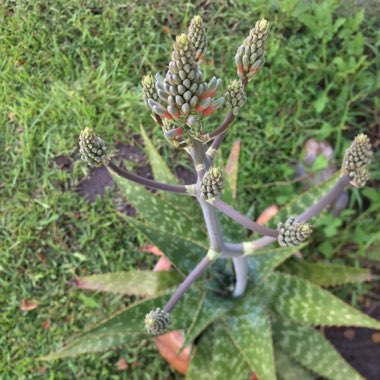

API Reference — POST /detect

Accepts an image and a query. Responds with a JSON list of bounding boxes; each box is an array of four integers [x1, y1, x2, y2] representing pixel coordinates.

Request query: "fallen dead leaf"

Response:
[[140, 244, 164, 257], [20, 299, 39, 311], [116, 358, 129, 371], [371, 332, 380, 344]]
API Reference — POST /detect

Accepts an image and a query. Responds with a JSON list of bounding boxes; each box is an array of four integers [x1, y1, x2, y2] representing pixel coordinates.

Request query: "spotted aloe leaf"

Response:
[[269, 172, 340, 226], [126, 217, 207, 274], [225, 294, 276, 380], [110, 165, 207, 242], [212, 141, 246, 241], [140, 126, 203, 222], [281, 259, 371, 287], [186, 322, 250, 380], [262, 272, 380, 329], [72, 271, 182, 296], [181, 291, 235, 349], [247, 245, 302, 282], [274, 348, 315, 380], [41, 289, 205, 360], [272, 318, 364, 380]]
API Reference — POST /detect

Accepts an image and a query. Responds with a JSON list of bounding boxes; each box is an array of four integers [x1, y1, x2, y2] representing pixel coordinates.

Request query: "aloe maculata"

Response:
[[43, 15, 377, 380]]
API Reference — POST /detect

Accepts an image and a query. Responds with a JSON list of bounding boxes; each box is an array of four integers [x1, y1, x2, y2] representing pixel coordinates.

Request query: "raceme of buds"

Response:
[[144, 308, 172, 335], [188, 14, 207, 62], [235, 18, 269, 81], [201, 167, 223, 200], [225, 80, 246, 116], [79, 128, 108, 167], [350, 167, 369, 188], [277, 217, 313, 247], [343, 133, 372, 177], [148, 33, 224, 130], [142, 74, 158, 108]]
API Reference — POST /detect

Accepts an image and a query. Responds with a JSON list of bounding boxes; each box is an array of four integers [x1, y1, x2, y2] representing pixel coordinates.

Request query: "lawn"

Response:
[[1, 0, 379, 378]]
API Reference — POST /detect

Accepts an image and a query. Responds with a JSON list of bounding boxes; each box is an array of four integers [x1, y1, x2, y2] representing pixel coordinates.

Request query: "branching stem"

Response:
[[210, 198, 279, 238], [107, 161, 194, 195], [238, 174, 352, 255], [164, 256, 212, 313]]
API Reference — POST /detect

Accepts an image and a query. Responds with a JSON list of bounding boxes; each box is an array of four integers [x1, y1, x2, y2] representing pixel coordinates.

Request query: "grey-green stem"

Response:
[[190, 141, 246, 296], [210, 198, 279, 238], [164, 256, 212, 313], [228, 174, 352, 256], [107, 161, 194, 195]]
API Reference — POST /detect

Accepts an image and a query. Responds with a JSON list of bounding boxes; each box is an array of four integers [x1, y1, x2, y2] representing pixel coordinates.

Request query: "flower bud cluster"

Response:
[[148, 33, 224, 129], [188, 14, 207, 62], [142, 75, 158, 108], [277, 217, 312, 247], [201, 167, 223, 200], [144, 308, 172, 335], [342, 133, 372, 188], [79, 128, 108, 167], [225, 80, 246, 116], [235, 19, 269, 81]]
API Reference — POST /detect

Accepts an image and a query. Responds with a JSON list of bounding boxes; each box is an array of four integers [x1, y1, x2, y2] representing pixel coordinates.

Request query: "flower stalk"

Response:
[[77, 14, 374, 330]]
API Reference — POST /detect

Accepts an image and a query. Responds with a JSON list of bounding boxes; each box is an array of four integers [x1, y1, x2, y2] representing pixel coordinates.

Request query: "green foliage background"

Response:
[[1, 0, 379, 378]]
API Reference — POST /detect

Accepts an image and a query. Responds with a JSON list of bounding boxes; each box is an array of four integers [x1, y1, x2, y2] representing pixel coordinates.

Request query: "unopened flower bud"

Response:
[[225, 80, 246, 115], [350, 167, 369, 188], [144, 308, 172, 335], [201, 167, 223, 200], [79, 128, 108, 167], [142, 75, 158, 108], [277, 217, 312, 247], [235, 18, 270, 81], [343, 134, 372, 176], [188, 14, 207, 62]]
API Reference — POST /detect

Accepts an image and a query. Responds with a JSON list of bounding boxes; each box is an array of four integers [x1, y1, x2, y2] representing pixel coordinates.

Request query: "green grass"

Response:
[[1, 0, 379, 378]]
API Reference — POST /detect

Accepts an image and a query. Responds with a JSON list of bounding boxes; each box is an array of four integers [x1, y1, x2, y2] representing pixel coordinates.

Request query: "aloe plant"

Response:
[[44, 15, 376, 380]]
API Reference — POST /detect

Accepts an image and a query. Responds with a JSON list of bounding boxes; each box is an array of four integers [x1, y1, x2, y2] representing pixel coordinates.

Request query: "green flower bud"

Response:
[[144, 308, 172, 335], [277, 217, 312, 247], [350, 167, 369, 188], [188, 14, 207, 62], [343, 134, 372, 176], [149, 33, 222, 132], [79, 128, 108, 167], [201, 167, 223, 200], [235, 18, 270, 80], [142, 74, 158, 108], [225, 80, 246, 116]]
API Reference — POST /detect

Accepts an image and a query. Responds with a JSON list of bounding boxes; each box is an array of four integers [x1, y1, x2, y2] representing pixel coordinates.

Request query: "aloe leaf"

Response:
[[186, 323, 250, 380], [248, 246, 302, 282], [110, 166, 207, 242], [270, 173, 340, 226], [281, 260, 371, 287], [73, 271, 182, 296], [127, 217, 207, 274], [140, 127, 203, 220], [273, 319, 365, 380], [225, 295, 276, 380], [274, 348, 315, 380], [182, 291, 234, 348], [42, 289, 204, 360], [140, 126, 181, 185], [262, 272, 380, 329], [219, 211, 247, 241]]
